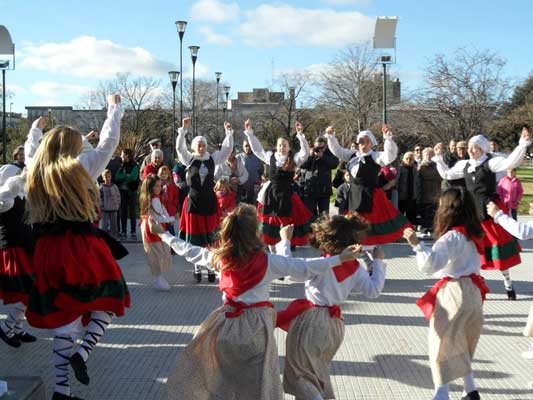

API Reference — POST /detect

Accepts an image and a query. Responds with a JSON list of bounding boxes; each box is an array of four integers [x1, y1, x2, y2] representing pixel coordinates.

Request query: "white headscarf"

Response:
[[191, 136, 207, 151], [356, 130, 377, 146], [468, 135, 490, 154]]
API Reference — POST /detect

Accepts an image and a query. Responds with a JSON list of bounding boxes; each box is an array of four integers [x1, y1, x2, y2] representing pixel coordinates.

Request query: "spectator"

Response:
[[413, 144, 423, 165], [97, 154, 122, 185], [140, 138, 162, 172], [334, 170, 351, 215], [442, 141, 468, 188], [214, 149, 249, 198], [142, 149, 164, 179], [416, 147, 442, 235], [99, 169, 121, 238], [158, 165, 180, 235], [214, 178, 237, 218], [299, 137, 339, 217], [237, 139, 264, 205], [397, 151, 417, 224], [497, 168, 523, 220], [172, 160, 189, 213], [115, 148, 140, 240], [11, 146, 25, 170], [443, 139, 458, 168]]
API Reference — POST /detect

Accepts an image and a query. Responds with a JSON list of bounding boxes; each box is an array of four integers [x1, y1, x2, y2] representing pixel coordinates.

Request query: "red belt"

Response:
[[416, 274, 490, 320], [276, 298, 343, 332], [224, 298, 274, 318]]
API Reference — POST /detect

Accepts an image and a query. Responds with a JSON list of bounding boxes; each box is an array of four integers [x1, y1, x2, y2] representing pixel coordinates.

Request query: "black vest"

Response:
[[348, 154, 381, 213], [263, 154, 294, 216], [0, 197, 35, 254], [186, 157, 217, 215], [463, 155, 497, 219]]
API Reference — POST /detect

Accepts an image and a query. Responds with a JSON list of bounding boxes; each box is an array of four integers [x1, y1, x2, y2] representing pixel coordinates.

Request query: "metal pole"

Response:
[[225, 93, 229, 121], [179, 36, 183, 124], [172, 84, 177, 148], [216, 83, 219, 138], [382, 63, 387, 124], [192, 63, 196, 136], [2, 69, 6, 164]]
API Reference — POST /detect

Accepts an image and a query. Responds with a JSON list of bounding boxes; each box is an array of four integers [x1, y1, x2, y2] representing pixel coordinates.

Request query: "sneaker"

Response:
[[69, 352, 90, 385], [207, 271, 216, 283], [460, 390, 480, 400], [153, 275, 171, 291], [15, 331, 37, 343], [506, 288, 517, 300], [0, 325, 21, 348]]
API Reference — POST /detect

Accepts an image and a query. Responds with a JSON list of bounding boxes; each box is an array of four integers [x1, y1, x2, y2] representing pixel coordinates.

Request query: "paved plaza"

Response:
[[2, 227, 533, 400]]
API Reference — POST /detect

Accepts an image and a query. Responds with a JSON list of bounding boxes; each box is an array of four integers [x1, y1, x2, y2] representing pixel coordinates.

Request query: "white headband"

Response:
[[191, 136, 207, 150], [356, 130, 377, 146], [469, 135, 490, 154]]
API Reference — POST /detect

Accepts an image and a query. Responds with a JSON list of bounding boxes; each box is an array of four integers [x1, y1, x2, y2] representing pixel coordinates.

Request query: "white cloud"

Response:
[[239, 4, 374, 47], [182, 61, 210, 79], [191, 0, 240, 24], [278, 63, 334, 80], [19, 36, 174, 78], [199, 26, 233, 45], [322, 0, 372, 6], [6, 84, 26, 94], [30, 81, 92, 99]]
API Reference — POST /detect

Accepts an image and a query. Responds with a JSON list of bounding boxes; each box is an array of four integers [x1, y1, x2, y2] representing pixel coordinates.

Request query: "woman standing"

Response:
[[397, 151, 418, 224], [115, 148, 140, 240]]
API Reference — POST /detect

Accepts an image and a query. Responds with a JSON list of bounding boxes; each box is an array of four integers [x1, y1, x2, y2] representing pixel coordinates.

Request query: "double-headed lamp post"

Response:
[[168, 71, 180, 146], [189, 45, 200, 135], [223, 85, 231, 121], [215, 72, 222, 137], [175, 20, 187, 123]]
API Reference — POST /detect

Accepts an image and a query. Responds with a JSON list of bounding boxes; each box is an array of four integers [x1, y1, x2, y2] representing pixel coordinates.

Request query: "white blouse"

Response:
[[493, 210, 533, 240], [214, 157, 249, 185], [159, 235, 344, 304], [411, 230, 481, 279], [325, 133, 397, 178], [24, 104, 124, 181], [150, 197, 174, 224]]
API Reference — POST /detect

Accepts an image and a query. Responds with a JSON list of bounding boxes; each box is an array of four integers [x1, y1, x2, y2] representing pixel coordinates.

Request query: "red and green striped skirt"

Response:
[[0, 247, 34, 306], [26, 231, 131, 329], [358, 188, 411, 245], [178, 197, 221, 247], [258, 192, 313, 246]]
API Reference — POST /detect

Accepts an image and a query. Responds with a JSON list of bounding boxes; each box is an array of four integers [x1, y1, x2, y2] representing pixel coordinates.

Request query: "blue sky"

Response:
[[1, 0, 532, 113]]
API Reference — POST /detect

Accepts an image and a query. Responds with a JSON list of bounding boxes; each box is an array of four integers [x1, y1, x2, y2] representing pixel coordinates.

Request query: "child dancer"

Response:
[[404, 187, 490, 400], [433, 127, 531, 299], [243, 119, 313, 248], [486, 200, 533, 359], [277, 214, 387, 400], [152, 204, 360, 400], [140, 174, 175, 291], [158, 165, 180, 235], [0, 165, 37, 348], [324, 124, 410, 245], [25, 95, 130, 400], [214, 178, 237, 218], [176, 117, 233, 283]]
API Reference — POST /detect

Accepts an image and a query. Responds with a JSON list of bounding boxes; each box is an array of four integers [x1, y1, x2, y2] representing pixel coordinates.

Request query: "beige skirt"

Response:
[[283, 308, 345, 400], [429, 278, 484, 385], [141, 223, 172, 276], [166, 305, 283, 400], [524, 304, 533, 338]]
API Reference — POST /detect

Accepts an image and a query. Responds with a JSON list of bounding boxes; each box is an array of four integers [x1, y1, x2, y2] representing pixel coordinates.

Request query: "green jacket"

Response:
[[115, 162, 140, 194]]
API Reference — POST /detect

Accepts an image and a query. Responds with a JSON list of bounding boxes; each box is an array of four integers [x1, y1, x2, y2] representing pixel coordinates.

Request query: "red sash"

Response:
[[140, 217, 167, 243], [323, 253, 360, 283], [416, 274, 490, 320], [219, 252, 268, 297], [224, 298, 274, 318], [276, 298, 342, 332]]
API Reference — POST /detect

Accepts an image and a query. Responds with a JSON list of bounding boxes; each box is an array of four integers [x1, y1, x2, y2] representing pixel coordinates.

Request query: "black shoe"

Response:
[[207, 272, 216, 282], [15, 331, 37, 343], [506, 289, 517, 300], [278, 277, 285, 281], [52, 392, 84, 400], [69, 352, 90, 385], [461, 390, 480, 400], [0, 325, 21, 348], [194, 272, 202, 283]]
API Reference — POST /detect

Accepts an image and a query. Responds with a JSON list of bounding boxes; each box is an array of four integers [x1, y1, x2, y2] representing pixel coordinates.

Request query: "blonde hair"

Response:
[[158, 165, 170, 179], [402, 151, 415, 163], [214, 178, 231, 192], [139, 174, 161, 217], [102, 169, 112, 179], [212, 204, 265, 271], [27, 126, 99, 223]]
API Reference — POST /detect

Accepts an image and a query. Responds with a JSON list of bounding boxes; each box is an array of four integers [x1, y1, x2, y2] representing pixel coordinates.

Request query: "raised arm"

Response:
[[0, 175, 24, 213], [488, 131, 531, 172], [432, 154, 467, 180], [404, 228, 456, 275], [243, 119, 270, 163], [211, 122, 234, 165], [79, 96, 124, 180], [493, 209, 533, 240], [375, 125, 398, 166], [324, 126, 356, 162], [24, 117, 48, 169], [293, 121, 310, 167], [176, 117, 193, 166]]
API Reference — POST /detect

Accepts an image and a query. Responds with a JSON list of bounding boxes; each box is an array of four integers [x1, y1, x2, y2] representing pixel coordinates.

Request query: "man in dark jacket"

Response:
[[299, 137, 339, 217]]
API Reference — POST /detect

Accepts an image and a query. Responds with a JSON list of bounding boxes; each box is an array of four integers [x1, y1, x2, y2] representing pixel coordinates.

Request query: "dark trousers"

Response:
[[120, 190, 137, 234], [419, 203, 437, 231], [240, 184, 258, 206], [510, 208, 518, 220], [303, 195, 330, 218], [399, 199, 417, 225]]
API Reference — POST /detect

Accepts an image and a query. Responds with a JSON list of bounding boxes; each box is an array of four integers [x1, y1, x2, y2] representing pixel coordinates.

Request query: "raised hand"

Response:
[[486, 201, 501, 218], [35, 116, 48, 130], [182, 117, 192, 129], [403, 228, 419, 247], [382, 124, 391, 135], [339, 244, 362, 262], [295, 121, 303, 134], [244, 119, 252, 131], [280, 224, 294, 241], [325, 126, 335, 136], [107, 94, 121, 106], [224, 121, 233, 131], [85, 130, 99, 141], [433, 142, 444, 157]]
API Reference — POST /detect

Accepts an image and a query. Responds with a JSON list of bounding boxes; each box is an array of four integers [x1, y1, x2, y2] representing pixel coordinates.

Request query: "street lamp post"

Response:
[[223, 85, 230, 121], [168, 71, 180, 147], [8, 102, 12, 127], [215, 72, 222, 138], [175, 21, 187, 124], [189, 45, 200, 135]]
